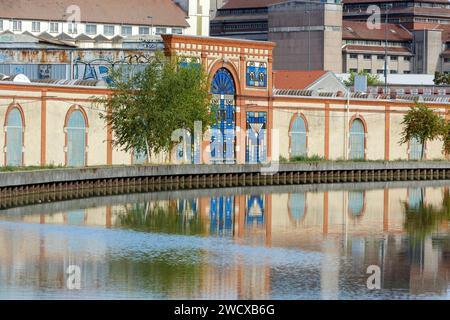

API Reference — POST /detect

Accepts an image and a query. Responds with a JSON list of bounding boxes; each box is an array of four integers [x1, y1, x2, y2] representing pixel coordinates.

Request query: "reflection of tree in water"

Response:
[[117, 201, 207, 236], [108, 251, 204, 299], [403, 188, 450, 244]]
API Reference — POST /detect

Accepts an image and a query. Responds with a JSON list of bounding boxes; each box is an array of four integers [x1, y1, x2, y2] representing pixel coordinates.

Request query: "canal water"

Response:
[[0, 180, 450, 300]]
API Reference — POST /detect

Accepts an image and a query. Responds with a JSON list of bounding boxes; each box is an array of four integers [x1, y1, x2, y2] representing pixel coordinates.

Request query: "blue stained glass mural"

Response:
[[67, 110, 86, 167], [246, 112, 267, 164], [246, 195, 265, 225], [210, 68, 236, 163], [210, 196, 234, 236], [246, 61, 267, 88], [6, 108, 23, 166], [211, 68, 235, 95]]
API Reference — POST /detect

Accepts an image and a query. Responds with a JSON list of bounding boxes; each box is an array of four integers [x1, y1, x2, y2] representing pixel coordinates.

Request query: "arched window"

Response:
[[348, 191, 365, 218], [288, 193, 307, 224], [290, 116, 307, 158], [409, 137, 423, 160], [133, 150, 147, 164], [66, 109, 87, 167], [210, 68, 236, 163], [349, 119, 365, 160], [408, 188, 423, 210], [6, 107, 24, 166]]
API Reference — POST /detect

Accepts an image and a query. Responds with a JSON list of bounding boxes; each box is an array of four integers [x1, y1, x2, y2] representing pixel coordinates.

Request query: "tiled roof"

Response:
[[221, 0, 285, 9], [343, 21, 412, 42], [343, 0, 449, 3], [343, 44, 412, 54], [273, 70, 328, 90], [0, 0, 189, 27]]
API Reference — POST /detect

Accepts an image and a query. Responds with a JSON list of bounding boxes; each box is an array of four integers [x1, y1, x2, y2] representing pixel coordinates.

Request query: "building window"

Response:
[[50, 22, 59, 33], [290, 115, 307, 158], [444, 58, 450, 63], [404, 70, 411, 74], [350, 54, 358, 59], [66, 109, 87, 167], [13, 20, 22, 31], [350, 68, 358, 73], [121, 25, 132, 36], [390, 70, 398, 74], [377, 55, 385, 60], [349, 118, 365, 160], [390, 56, 398, 61], [409, 137, 423, 160], [68, 23, 78, 34], [155, 27, 167, 35], [403, 56, 411, 61], [32, 21, 40, 32], [172, 28, 183, 34], [363, 54, 371, 60], [5, 107, 24, 166], [139, 26, 150, 35], [85, 24, 97, 35], [377, 69, 384, 74], [0, 20, 3, 31], [363, 69, 371, 74], [104, 25, 114, 36]]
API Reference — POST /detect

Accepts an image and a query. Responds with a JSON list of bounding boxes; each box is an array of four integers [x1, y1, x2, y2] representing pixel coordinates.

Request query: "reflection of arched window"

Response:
[[66, 109, 87, 167], [290, 115, 307, 157], [348, 191, 365, 218], [409, 137, 423, 160], [349, 119, 365, 160], [5, 107, 24, 166], [288, 193, 307, 225], [133, 150, 147, 164], [408, 188, 423, 210]]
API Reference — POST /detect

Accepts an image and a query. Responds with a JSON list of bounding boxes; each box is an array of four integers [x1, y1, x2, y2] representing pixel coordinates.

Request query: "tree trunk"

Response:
[[145, 137, 151, 164], [420, 140, 425, 161]]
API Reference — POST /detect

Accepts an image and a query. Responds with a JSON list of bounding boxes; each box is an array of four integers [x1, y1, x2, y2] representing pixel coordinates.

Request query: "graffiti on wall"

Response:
[[73, 54, 154, 83]]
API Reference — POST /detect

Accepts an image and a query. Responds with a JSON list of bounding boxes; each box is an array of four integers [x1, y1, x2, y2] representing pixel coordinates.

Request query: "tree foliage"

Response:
[[96, 51, 214, 162], [344, 70, 383, 87], [434, 72, 450, 85], [400, 102, 444, 160]]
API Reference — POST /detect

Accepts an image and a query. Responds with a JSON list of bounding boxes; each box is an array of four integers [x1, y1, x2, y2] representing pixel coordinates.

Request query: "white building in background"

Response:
[[0, 0, 211, 47], [173, 0, 211, 36]]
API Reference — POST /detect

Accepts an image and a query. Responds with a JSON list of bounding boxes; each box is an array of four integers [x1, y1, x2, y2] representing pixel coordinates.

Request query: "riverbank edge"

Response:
[[1, 162, 450, 188]]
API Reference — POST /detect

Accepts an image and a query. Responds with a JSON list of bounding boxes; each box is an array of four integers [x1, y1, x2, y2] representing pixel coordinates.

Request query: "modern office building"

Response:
[[210, 0, 450, 74]]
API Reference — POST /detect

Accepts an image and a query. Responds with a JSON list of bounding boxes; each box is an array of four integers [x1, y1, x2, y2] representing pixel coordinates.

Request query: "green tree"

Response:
[[434, 72, 450, 85], [344, 70, 383, 87], [97, 52, 214, 163], [441, 121, 450, 156], [400, 102, 444, 160]]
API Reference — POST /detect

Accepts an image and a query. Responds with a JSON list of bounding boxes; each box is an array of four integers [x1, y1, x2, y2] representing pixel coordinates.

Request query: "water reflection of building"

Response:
[[1, 184, 450, 298]]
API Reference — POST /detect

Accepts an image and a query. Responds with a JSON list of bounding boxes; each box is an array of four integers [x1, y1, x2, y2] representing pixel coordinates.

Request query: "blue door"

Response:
[[348, 191, 364, 217], [291, 116, 307, 158], [349, 119, 365, 160], [67, 110, 86, 167], [210, 68, 236, 164], [6, 108, 23, 166]]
